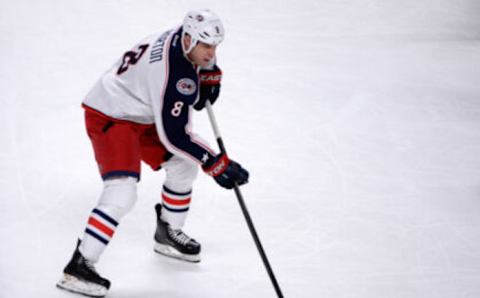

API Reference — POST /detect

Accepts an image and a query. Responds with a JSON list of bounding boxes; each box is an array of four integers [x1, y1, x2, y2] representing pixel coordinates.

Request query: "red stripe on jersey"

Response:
[[162, 193, 191, 206], [88, 217, 115, 237]]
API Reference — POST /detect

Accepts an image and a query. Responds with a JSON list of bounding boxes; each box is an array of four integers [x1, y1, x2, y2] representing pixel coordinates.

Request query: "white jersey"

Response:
[[83, 27, 215, 166]]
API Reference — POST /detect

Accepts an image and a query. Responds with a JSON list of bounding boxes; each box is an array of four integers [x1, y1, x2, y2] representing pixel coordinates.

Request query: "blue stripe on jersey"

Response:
[[160, 28, 215, 165], [163, 185, 192, 196], [92, 208, 119, 227], [85, 228, 109, 245]]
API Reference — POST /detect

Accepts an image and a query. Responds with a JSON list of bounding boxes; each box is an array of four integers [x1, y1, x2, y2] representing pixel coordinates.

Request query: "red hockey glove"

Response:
[[203, 153, 249, 189]]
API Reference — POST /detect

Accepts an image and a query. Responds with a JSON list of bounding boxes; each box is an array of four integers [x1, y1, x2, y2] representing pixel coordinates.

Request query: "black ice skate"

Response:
[[154, 203, 201, 263], [56, 240, 111, 298]]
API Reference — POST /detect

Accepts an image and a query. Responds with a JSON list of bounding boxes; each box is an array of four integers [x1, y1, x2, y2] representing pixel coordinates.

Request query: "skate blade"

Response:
[[56, 274, 108, 298], [154, 242, 201, 263]]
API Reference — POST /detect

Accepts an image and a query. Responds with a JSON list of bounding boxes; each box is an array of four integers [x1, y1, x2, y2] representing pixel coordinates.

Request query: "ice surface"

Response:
[[1, 1, 480, 297]]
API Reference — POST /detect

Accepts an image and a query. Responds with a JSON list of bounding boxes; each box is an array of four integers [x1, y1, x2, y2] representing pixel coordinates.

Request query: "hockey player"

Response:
[[56, 9, 249, 297]]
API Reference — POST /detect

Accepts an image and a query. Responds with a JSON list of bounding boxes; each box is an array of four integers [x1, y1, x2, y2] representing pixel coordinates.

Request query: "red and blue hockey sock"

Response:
[[79, 208, 119, 263], [160, 185, 192, 229]]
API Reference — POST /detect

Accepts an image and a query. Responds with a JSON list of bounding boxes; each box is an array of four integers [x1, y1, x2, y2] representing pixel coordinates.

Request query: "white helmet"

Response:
[[182, 9, 225, 54]]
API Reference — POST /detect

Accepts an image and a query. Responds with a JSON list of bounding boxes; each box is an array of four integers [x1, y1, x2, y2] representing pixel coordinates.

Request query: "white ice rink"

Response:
[[1, 1, 480, 297]]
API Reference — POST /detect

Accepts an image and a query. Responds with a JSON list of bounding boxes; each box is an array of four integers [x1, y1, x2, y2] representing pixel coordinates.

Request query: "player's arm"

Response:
[[159, 93, 216, 165], [158, 94, 249, 189]]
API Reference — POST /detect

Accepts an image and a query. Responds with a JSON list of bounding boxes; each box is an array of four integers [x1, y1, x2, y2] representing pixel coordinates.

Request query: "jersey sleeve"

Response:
[[150, 29, 216, 166], [160, 89, 217, 165]]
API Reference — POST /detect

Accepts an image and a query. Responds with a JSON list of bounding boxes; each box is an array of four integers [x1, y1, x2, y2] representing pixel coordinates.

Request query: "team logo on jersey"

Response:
[[176, 78, 197, 95]]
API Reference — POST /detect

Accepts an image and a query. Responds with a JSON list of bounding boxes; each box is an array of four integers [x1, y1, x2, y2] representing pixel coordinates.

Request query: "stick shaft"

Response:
[[205, 102, 284, 298]]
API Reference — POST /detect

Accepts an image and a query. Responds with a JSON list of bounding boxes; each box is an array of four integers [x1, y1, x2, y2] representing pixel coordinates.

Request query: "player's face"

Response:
[[188, 41, 217, 68]]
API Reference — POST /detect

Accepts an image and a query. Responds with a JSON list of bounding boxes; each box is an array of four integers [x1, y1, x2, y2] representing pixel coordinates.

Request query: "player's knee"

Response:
[[176, 162, 199, 185], [165, 160, 199, 191], [97, 176, 138, 220]]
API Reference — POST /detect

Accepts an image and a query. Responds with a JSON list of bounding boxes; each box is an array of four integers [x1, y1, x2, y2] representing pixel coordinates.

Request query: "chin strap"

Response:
[[181, 31, 197, 55]]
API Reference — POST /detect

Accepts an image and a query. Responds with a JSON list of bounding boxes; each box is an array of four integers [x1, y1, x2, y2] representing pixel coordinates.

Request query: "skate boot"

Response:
[[56, 240, 111, 297], [153, 203, 201, 262]]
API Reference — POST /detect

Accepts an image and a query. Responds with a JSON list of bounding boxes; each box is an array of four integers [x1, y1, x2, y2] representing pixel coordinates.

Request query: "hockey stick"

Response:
[[205, 101, 284, 298]]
